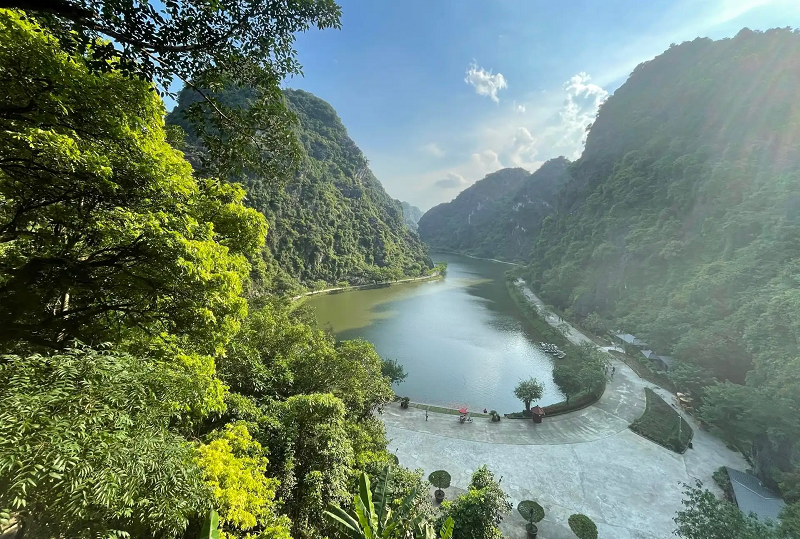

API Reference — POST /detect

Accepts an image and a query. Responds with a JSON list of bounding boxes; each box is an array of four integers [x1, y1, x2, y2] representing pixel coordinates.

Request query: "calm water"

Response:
[[307, 253, 564, 413]]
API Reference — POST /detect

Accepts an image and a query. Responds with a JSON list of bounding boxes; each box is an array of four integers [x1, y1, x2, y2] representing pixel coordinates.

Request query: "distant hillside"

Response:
[[417, 160, 570, 260], [168, 88, 432, 293], [401, 201, 423, 230], [522, 28, 800, 498]]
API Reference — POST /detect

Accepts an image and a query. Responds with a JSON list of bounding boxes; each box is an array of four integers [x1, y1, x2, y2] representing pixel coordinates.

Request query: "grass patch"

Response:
[[504, 391, 601, 419], [630, 388, 692, 453]]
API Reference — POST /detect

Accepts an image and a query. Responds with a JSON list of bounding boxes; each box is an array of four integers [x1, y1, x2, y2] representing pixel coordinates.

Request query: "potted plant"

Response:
[[428, 470, 451, 503], [490, 410, 501, 422], [517, 500, 545, 539], [400, 397, 410, 409], [568, 513, 597, 539]]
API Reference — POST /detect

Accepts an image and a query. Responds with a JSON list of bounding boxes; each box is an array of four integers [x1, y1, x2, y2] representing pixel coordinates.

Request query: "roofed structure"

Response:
[[725, 467, 785, 523]]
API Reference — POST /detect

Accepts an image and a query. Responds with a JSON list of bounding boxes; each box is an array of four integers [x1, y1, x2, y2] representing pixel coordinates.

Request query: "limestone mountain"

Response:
[[521, 28, 800, 497], [401, 201, 424, 230], [169, 88, 432, 293], [417, 159, 571, 260]]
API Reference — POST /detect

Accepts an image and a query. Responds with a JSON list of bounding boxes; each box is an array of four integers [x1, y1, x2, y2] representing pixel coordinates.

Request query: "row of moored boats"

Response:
[[538, 342, 566, 359]]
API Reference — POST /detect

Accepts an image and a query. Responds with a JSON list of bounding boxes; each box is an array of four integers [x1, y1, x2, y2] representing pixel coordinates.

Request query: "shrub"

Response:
[[428, 470, 451, 490], [400, 396, 410, 408], [568, 514, 597, 539], [712, 467, 734, 502], [517, 500, 545, 524]]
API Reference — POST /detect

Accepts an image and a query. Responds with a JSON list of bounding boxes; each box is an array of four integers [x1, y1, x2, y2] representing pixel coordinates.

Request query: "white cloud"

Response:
[[433, 172, 468, 189], [517, 104, 526, 113], [464, 63, 508, 103], [420, 142, 445, 157], [555, 72, 608, 157], [504, 127, 539, 168]]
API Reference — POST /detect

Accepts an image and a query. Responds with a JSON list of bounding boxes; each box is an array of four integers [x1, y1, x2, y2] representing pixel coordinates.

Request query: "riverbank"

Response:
[[291, 271, 442, 301], [429, 248, 520, 266]]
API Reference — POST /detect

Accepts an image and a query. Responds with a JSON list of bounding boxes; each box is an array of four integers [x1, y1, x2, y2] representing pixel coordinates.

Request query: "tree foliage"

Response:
[[0, 12, 423, 539], [11, 0, 342, 180], [428, 470, 452, 491], [438, 466, 511, 539], [513, 377, 544, 412], [0, 346, 210, 538], [0, 9, 266, 357], [552, 366, 583, 403], [418, 160, 571, 261], [517, 501, 545, 524], [196, 423, 291, 538], [568, 514, 598, 539], [674, 481, 777, 539], [169, 88, 433, 293]]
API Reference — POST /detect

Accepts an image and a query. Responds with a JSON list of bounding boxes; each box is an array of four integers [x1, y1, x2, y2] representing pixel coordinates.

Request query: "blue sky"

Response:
[[286, 0, 800, 210]]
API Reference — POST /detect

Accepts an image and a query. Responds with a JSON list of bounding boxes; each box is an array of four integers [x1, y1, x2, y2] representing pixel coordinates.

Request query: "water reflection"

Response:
[[306, 253, 564, 413]]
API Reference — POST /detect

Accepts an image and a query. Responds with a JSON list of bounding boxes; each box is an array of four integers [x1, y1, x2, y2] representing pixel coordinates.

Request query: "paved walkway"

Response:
[[383, 280, 747, 539]]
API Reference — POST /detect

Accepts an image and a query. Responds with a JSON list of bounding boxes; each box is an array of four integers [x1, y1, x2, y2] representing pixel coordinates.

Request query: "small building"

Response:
[[639, 349, 675, 371], [612, 332, 648, 348], [656, 355, 675, 371], [725, 467, 785, 523]]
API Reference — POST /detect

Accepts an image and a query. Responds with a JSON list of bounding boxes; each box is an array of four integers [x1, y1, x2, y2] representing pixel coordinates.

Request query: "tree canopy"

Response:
[[0, 12, 418, 539], [0, 9, 267, 358], [513, 377, 544, 412], [7, 0, 342, 180]]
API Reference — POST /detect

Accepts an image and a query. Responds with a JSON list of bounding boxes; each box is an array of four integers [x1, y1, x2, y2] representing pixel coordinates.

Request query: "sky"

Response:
[[285, 0, 800, 211]]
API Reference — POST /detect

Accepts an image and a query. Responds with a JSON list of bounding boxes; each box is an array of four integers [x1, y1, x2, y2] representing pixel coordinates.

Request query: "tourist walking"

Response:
[[425, 410, 428, 421], [611, 366, 616, 378]]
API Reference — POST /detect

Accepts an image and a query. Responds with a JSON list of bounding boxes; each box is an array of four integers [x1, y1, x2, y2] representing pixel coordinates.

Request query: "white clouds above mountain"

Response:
[[556, 72, 608, 157], [433, 172, 468, 189], [465, 63, 508, 103]]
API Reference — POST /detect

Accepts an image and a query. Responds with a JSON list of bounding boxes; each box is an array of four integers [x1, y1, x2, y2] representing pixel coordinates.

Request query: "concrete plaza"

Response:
[[382, 284, 746, 539]]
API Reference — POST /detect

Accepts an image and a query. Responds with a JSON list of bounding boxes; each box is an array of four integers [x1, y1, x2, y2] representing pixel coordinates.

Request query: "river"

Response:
[[306, 252, 564, 413]]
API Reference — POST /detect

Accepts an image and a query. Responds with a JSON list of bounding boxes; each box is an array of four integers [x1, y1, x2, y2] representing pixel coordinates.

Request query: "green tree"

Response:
[[438, 466, 511, 539], [779, 503, 800, 538], [10, 0, 342, 180], [514, 377, 544, 412], [553, 366, 583, 403], [0, 346, 210, 538], [196, 423, 291, 538], [668, 361, 717, 402], [382, 358, 409, 385], [568, 514, 598, 539], [674, 481, 777, 539], [0, 9, 267, 357], [269, 393, 354, 539]]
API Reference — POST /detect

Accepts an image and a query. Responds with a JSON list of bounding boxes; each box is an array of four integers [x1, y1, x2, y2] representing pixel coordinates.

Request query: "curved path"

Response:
[[383, 281, 747, 539]]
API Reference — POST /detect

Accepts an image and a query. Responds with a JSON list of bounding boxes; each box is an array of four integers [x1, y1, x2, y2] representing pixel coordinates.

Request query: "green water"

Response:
[[306, 253, 564, 413]]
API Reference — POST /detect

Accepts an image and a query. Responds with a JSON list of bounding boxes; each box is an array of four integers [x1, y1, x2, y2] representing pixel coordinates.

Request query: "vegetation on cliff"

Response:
[[418, 159, 570, 260], [169, 88, 433, 295]]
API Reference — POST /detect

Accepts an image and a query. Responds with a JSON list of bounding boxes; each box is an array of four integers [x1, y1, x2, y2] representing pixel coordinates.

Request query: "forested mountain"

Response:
[[169, 88, 432, 293], [401, 201, 424, 230], [0, 10, 447, 539], [518, 28, 800, 501], [418, 159, 570, 259]]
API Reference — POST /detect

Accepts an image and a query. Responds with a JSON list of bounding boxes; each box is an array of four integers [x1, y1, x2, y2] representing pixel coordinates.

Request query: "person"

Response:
[[425, 410, 429, 421], [483, 408, 488, 414], [611, 366, 616, 377]]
